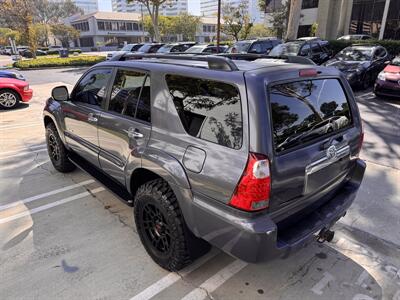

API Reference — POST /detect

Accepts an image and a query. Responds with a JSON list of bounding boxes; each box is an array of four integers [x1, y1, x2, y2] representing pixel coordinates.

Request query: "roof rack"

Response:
[[113, 53, 239, 71], [217, 53, 316, 65]]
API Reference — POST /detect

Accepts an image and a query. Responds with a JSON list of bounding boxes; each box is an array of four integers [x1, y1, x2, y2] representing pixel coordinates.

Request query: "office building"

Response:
[[200, 0, 265, 24], [112, 0, 188, 16], [264, 0, 399, 40]]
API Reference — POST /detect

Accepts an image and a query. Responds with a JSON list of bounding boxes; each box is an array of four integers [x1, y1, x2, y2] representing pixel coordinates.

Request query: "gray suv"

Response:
[[43, 54, 366, 271]]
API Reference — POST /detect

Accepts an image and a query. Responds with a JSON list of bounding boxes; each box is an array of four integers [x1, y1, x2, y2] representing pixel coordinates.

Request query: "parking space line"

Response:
[[130, 249, 219, 300], [0, 179, 95, 211], [180, 260, 248, 300], [0, 123, 43, 130], [0, 144, 46, 156], [0, 187, 105, 224], [0, 148, 48, 160]]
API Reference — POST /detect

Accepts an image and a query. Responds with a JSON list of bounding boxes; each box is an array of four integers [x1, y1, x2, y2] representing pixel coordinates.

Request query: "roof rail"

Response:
[[218, 53, 316, 65], [113, 53, 239, 71]]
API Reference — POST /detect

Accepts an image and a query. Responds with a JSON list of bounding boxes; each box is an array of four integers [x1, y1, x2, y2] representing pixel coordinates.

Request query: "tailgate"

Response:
[[267, 78, 361, 212]]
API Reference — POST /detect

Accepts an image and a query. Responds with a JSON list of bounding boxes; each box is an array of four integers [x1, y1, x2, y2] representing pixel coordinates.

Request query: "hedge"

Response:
[[328, 40, 400, 56], [14, 56, 105, 69]]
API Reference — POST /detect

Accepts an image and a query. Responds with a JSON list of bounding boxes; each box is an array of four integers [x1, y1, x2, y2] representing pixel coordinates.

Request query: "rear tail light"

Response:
[[229, 153, 271, 211], [299, 69, 318, 77]]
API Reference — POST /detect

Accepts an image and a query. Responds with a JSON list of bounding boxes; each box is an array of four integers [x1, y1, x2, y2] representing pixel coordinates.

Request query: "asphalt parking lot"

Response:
[[0, 66, 399, 300]]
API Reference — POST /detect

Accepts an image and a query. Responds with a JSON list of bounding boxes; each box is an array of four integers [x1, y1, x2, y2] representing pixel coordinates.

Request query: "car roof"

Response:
[[98, 54, 342, 78]]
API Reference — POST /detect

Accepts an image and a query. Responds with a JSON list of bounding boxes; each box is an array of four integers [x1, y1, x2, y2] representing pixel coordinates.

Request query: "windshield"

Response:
[[335, 47, 372, 61], [157, 44, 174, 53], [269, 42, 301, 56], [231, 42, 251, 53], [391, 56, 400, 66], [138, 44, 152, 52], [185, 46, 205, 53], [121, 44, 133, 51]]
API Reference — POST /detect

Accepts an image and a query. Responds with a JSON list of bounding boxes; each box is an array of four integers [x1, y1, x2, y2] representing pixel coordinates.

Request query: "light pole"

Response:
[[216, 0, 221, 53]]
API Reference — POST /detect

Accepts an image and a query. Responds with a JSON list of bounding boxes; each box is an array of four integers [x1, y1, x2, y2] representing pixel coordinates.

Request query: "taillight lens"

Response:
[[229, 153, 271, 211]]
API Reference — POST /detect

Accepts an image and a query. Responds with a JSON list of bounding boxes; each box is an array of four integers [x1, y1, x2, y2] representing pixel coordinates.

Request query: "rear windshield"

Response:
[[269, 79, 352, 153]]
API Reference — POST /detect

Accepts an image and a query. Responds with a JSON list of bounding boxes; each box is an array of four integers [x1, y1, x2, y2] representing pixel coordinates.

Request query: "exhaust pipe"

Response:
[[317, 228, 335, 243]]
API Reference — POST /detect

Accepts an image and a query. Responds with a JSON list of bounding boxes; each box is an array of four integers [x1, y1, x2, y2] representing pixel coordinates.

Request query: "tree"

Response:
[[50, 24, 79, 48], [259, 0, 290, 39], [127, 0, 176, 42], [0, 0, 37, 57], [33, 23, 50, 47], [221, 0, 253, 41], [35, 0, 82, 46], [310, 22, 318, 37], [247, 24, 274, 39], [0, 28, 21, 45], [171, 13, 200, 41]]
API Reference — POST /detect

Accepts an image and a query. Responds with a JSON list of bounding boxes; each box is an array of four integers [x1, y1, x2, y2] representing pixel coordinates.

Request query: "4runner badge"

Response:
[[326, 145, 337, 160]]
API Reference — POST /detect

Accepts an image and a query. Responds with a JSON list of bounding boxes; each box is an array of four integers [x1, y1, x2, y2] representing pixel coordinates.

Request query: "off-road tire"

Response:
[[134, 179, 210, 271], [0, 89, 20, 109], [45, 123, 75, 173]]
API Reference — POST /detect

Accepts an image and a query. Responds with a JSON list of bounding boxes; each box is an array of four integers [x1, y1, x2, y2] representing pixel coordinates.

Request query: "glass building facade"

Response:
[[350, 0, 400, 39]]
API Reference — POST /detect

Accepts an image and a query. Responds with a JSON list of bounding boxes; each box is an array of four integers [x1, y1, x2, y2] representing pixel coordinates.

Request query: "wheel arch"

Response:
[[0, 87, 22, 100], [43, 111, 67, 145]]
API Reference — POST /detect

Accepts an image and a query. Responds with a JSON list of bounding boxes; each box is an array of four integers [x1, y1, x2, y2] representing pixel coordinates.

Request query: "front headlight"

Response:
[[377, 72, 386, 81], [23, 85, 29, 91]]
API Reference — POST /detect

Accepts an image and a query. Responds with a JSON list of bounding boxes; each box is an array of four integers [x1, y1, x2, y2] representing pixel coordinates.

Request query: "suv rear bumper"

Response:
[[187, 158, 366, 263]]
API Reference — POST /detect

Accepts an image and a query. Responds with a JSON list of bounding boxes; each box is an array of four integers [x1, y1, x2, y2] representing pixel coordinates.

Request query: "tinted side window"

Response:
[[270, 79, 352, 153], [311, 42, 322, 53], [135, 76, 151, 122], [166, 75, 242, 149], [109, 70, 147, 118], [73, 68, 112, 107], [300, 44, 311, 56]]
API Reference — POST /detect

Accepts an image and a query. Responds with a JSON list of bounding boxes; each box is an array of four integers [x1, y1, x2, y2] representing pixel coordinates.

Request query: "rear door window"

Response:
[[269, 79, 352, 153], [166, 75, 242, 149]]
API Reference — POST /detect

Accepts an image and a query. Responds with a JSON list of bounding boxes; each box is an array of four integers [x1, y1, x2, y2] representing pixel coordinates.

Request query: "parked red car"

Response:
[[0, 77, 33, 109], [374, 56, 400, 98]]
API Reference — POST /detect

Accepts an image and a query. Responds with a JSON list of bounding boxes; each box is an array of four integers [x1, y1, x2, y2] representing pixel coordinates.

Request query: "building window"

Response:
[[298, 25, 312, 37], [301, 0, 319, 9], [127, 23, 133, 30], [97, 21, 105, 30], [72, 21, 89, 32], [350, 0, 385, 38], [79, 37, 94, 47], [264, 0, 283, 13], [384, 0, 400, 39], [133, 22, 139, 31]]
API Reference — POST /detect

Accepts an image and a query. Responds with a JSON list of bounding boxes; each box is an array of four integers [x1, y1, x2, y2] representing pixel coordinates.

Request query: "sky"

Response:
[[98, 0, 201, 15]]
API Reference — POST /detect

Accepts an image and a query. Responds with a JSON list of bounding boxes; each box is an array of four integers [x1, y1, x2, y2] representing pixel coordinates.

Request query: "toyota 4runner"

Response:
[[43, 53, 366, 271]]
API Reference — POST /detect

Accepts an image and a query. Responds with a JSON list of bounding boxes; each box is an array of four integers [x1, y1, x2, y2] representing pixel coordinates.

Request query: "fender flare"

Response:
[[43, 107, 67, 145]]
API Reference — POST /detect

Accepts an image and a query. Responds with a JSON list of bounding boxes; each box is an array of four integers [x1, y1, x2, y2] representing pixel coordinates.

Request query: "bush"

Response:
[[14, 56, 105, 69], [328, 39, 400, 56]]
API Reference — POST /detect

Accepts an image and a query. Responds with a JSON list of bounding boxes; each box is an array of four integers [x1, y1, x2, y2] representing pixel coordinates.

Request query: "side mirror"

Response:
[[52, 86, 69, 101], [384, 60, 391, 65]]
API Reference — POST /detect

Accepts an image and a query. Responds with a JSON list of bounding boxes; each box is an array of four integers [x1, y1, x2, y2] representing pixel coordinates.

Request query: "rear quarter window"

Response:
[[166, 75, 242, 149], [269, 79, 352, 153]]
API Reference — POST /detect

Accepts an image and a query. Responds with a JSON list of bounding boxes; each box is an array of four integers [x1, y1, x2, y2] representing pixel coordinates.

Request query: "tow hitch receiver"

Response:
[[317, 228, 335, 243]]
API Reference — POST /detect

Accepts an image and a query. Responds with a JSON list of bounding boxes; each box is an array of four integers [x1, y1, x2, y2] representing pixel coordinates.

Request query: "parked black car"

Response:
[[228, 38, 282, 55], [324, 45, 390, 89], [157, 42, 197, 53], [269, 39, 332, 65]]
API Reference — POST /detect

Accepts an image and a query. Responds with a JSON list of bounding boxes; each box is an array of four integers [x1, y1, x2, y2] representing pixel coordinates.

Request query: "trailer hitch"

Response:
[[317, 228, 335, 243]]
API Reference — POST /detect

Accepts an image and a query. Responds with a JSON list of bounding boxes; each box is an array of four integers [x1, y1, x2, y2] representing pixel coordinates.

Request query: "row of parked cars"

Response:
[[109, 38, 399, 97], [0, 45, 79, 58]]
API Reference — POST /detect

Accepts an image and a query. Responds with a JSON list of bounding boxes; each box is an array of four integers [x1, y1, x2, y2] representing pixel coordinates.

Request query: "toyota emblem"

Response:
[[326, 145, 337, 160]]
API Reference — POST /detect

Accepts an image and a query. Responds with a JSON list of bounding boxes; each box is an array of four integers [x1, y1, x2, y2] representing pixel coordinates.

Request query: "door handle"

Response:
[[87, 113, 98, 123], [128, 128, 144, 139]]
